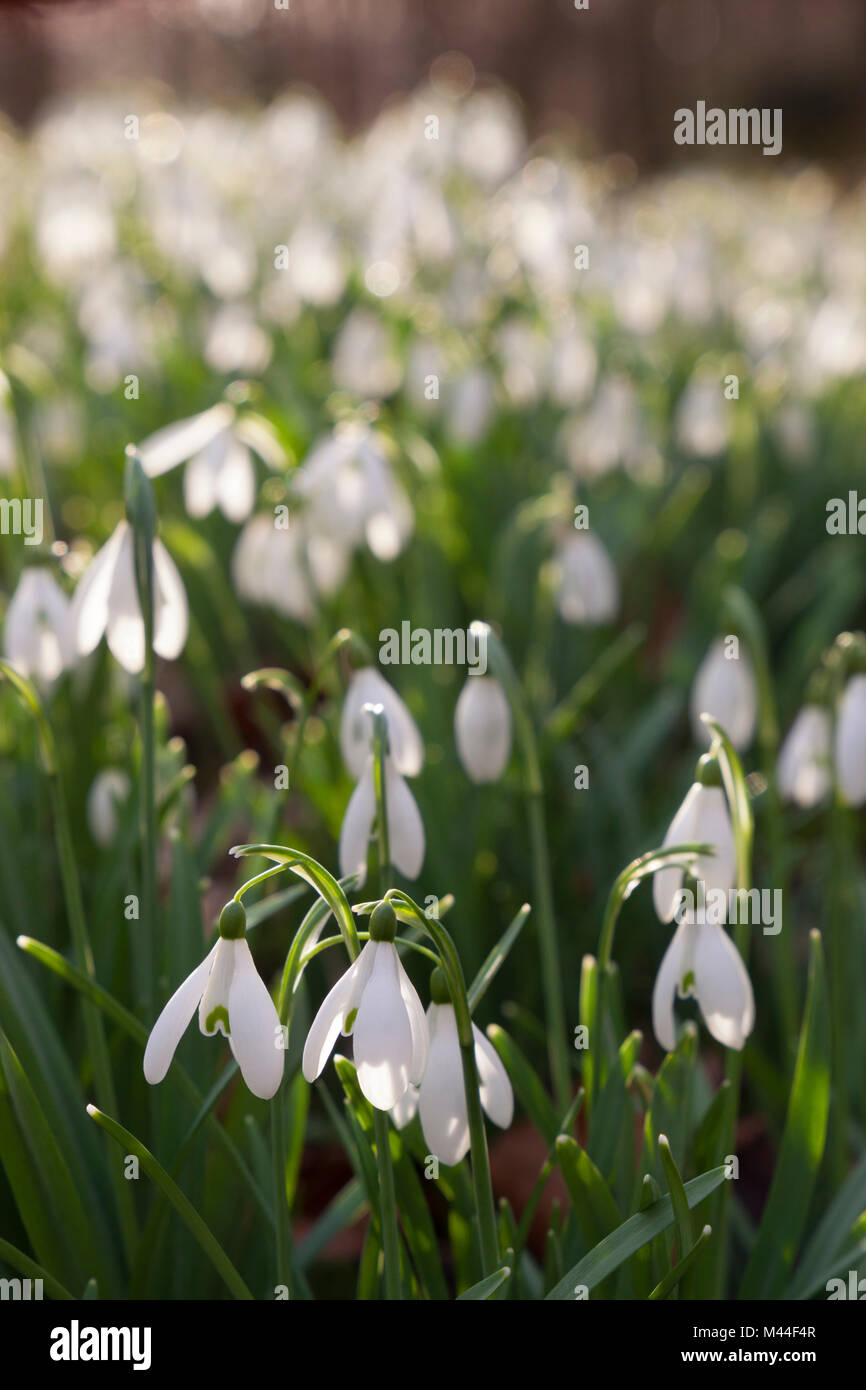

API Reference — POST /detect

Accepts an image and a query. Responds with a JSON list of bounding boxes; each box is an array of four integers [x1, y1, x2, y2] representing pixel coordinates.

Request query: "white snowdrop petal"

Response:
[[555, 531, 619, 626], [418, 1005, 470, 1165], [694, 785, 737, 899], [692, 922, 755, 1051], [340, 668, 424, 778], [651, 923, 688, 1053], [72, 522, 126, 657], [353, 942, 413, 1110], [228, 938, 284, 1100], [139, 403, 234, 477], [105, 524, 145, 674], [777, 705, 831, 808], [144, 944, 218, 1084], [152, 539, 189, 661], [214, 438, 256, 523], [454, 676, 512, 784], [386, 762, 425, 880], [338, 763, 376, 881], [834, 677, 866, 807], [198, 937, 235, 1036], [397, 957, 429, 1084], [653, 782, 700, 923], [183, 437, 222, 519], [302, 942, 373, 1082], [690, 639, 757, 750], [473, 1024, 514, 1129], [391, 1085, 419, 1130]]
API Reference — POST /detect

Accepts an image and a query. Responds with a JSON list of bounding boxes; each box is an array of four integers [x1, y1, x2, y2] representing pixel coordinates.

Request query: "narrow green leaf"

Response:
[[467, 903, 531, 1013], [740, 930, 830, 1299], [546, 1166, 727, 1299], [487, 1024, 560, 1146], [555, 1135, 622, 1250], [0, 1238, 74, 1302], [457, 1266, 511, 1300], [86, 1106, 253, 1300], [649, 1224, 713, 1300]]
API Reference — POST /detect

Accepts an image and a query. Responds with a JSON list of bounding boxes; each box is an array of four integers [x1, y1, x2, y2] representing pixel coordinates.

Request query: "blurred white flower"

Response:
[[303, 928, 428, 1110], [86, 768, 132, 847], [392, 1002, 513, 1165], [139, 401, 284, 523], [204, 303, 271, 375], [777, 704, 832, 808], [454, 675, 512, 784], [653, 907, 754, 1053], [231, 511, 346, 624], [340, 667, 423, 778], [72, 520, 188, 675], [445, 367, 494, 445], [295, 424, 413, 563], [554, 530, 619, 626], [144, 908, 283, 1100], [566, 376, 643, 479], [331, 309, 402, 399], [674, 377, 729, 457], [652, 773, 736, 924], [834, 675, 866, 807], [690, 638, 757, 750], [3, 566, 74, 684]]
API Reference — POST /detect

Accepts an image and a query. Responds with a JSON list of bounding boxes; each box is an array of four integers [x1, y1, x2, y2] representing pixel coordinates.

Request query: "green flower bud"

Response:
[[219, 900, 247, 940], [369, 901, 397, 942]]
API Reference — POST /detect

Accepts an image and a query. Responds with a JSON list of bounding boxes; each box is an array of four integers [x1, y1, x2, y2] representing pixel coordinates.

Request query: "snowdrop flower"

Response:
[[340, 667, 423, 779], [653, 756, 736, 923], [674, 377, 729, 457], [72, 520, 188, 675], [3, 566, 74, 684], [294, 424, 413, 563], [86, 768, 131, 846], [777, 704, 832, 807], [144, 900, 283, 1100], [339, 755, 425, 880], [690, 637, 757, 750], [454, 675, 512, 784], [834, 675, 866, 806], [139, 400, 284, 524], [302, 902, 428, 1110], [553, 530, 619, 626], [653, 906, 754, 1053], [392, 971, 513, 1165]]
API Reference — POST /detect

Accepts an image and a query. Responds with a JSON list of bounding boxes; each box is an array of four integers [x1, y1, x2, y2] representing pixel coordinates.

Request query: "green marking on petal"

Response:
[[680, 970, 695, 996], [205, 1005, 230, 1036], [344, 1007, 358, 1034]]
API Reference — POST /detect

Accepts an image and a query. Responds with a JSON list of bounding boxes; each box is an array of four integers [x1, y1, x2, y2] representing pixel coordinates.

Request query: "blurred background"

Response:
[[2, 0, 866, 170]]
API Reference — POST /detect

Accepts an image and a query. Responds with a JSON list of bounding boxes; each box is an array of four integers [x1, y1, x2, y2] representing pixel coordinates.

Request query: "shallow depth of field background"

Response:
[[1, 0, 866, 1290]]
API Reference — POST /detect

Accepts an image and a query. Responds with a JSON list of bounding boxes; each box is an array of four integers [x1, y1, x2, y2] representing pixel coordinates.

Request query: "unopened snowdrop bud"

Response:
[[652, 755, 736, 924], [3, 566, 74, 684], [71, 520, 188, 676], [554, 530, 619, 626], [87, 768, 132, 846], [340, 668, 423, 778], [392, 968, 513, 1165], [302, 901, 428, 1110], [454, 675, 512, 784], [834, 674, 866, 806], [690, 637, 757, 750], [652, 906, 754, 1053], [339, 755, 425, 881], [144, 899, 283, 1099], [777, 704, 832, 807]]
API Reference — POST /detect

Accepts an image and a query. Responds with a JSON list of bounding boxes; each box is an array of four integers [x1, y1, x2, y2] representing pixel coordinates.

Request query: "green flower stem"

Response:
[[272, 1087, 295, 1297], [483, 624, 570, 1114], [0, 662, 138, 1261], [386, 889, 499, 1277], [126, 449, 158, 1016], [368, 706, 401, 1298], [702, 716, 754, 1298]]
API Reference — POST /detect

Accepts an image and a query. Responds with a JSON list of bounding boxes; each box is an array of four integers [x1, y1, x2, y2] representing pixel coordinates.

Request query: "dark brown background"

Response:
[[0, 0, 864, 169]]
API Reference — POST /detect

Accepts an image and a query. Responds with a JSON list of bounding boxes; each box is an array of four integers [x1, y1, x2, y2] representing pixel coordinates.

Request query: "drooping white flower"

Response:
[[554, 530, 619, 626], [674, 376, 729, 457], [777, 704, 832, 807], [339, 755, 425, 881], [340, 667, 423, 779], [71, 520, 188, 675], [392, 999, 513, 1166], [3, 566, 74, 684], [690, 638, 757, 750], [653, 763, 736, 924], [302, 904, 428, 1110], [144, 901, 283, 1100], [652, 908, 754, 1053], [87, 768, 132, 846], [231, 512, 347, 625], [454, 675, 512, 784], [139, 401, 285, 524], [294, 423, 413, 563], [834, 675, 866, 807]]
